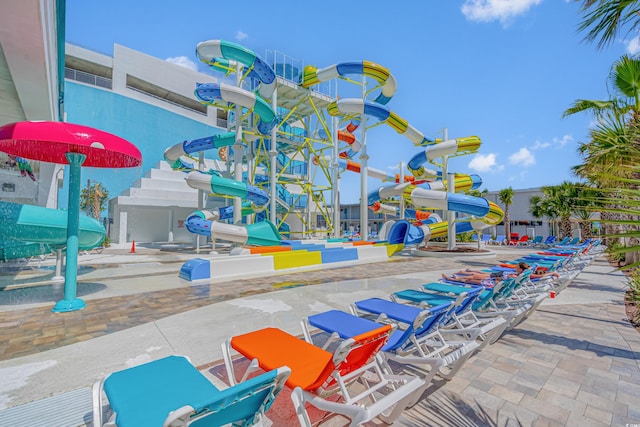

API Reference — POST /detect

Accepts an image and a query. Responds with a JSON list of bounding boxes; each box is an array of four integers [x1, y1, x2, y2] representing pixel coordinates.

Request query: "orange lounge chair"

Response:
[[509, 235, 529, 246], [222, 326, 424, 426]]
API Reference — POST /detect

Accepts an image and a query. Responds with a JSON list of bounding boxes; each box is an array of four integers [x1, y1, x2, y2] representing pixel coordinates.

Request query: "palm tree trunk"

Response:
[[580, 221, 593, 241], [560, 217, 573, 239], [504, 207, 511, 243]]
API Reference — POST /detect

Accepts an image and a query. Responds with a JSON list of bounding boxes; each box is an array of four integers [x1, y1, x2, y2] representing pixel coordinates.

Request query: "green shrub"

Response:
[[607, 241, 626, 266]]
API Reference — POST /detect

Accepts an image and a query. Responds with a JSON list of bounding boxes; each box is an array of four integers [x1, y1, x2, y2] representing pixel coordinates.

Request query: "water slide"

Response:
[[336, 158, 414, 183], [316, 128, 361, 160], [164, 133, 236, 171], [322, 93, 500, 245], [301, 61, 397, 105], [162, 40, 282, 246], [369, 183, 504, 245], [0, 201, 105, 260], [163, 138, 282, 246], [195, 83, 275, 134], [304, 61, 397, 164], [335, 135, 502, 245], [196, 40, 277, 100], [327, 99, 434, 147], [407, 136, 482, 179]]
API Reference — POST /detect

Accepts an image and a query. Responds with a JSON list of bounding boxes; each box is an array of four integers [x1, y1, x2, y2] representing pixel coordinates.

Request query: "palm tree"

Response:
[[529, 194, 560, 238], [498, 187, 514, 243], [565, 57, 640, 250], [576, 0, 640, 50], [563, 55, 640, 122], [80, 181, 109, 220], [573, 2, 640, 267], [572, 112, 638, 185], [572, 185, 602, 241], [529, 182, 581, 239], [554, 182, 581, 239]]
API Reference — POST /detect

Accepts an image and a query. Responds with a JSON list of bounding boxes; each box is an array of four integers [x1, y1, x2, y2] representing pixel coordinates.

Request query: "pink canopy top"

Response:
[[0, 121, 141, 168]]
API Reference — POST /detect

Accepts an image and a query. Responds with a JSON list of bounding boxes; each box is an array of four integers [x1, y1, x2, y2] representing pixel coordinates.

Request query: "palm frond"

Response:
[[578, 0, 640, 50]]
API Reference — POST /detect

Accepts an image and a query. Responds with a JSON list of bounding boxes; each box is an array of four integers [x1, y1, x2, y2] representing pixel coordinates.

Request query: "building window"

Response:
[[125, 74, 207, 115]]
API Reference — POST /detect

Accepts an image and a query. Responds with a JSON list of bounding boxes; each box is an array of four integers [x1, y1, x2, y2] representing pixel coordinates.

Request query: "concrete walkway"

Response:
[[0, 246, 638, 426]]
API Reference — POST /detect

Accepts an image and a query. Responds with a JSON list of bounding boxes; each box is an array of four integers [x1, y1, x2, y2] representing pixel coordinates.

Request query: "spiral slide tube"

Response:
[[163, 133, 237, 171], [327, 99, 434, 146], [186, 170, 269, 209], [195, 83, 276, 134], [184, 211, 281, 246], [317, 128, 361, 159], [368, 184, 503, 245], [164, 133, 266, 227], [336, 158, 414, 183], [196, 40, 276, 99], [368, 201, 437, 222], [301, 61, 397, 105], [336, 157, 482, 195], [369, 185, 490, 217], [183, 171, 281, 245], [407, 136, 482, 179]]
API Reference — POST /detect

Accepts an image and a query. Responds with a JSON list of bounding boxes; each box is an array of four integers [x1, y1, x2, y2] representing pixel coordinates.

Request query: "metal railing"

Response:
[[65, 68, 112, 89], [264, 49, 334, 97]]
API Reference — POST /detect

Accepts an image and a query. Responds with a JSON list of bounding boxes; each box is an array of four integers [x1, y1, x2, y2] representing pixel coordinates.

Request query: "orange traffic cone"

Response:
[[130, 240, 136, 253]]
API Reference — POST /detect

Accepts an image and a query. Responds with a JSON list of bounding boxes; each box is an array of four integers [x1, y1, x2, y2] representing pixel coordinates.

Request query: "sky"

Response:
[[65, 0, 633, 204]]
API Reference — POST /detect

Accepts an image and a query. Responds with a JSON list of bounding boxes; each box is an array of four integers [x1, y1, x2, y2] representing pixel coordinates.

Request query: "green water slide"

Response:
[[0, 201, 105, 260]]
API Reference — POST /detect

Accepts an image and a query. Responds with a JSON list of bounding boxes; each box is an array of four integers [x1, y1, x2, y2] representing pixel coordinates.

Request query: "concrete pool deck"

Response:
[[0, 245, 638, 426]]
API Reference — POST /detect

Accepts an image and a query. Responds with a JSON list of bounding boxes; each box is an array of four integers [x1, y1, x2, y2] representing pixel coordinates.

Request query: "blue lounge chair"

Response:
[[538, 236, 557, 247], [404, 272, 537, 329], [490, 235, 506, 245], [302, 308, 448, 405], [92, 355, 290, 427], [348, 298, 481, 380], [393, 282, 508, 343]]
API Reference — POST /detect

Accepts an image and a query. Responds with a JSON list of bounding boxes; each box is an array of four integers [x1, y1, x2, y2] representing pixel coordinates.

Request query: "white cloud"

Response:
[[553, 134, 573, 147], [509, 147, 535, 166], [461, 0, 542, 25], [235, 30, 248, 41], [531, 139, 550, 150], [627, 36, 640, 55], [165, 56, 197, 71], [468, 153, 500, 172]]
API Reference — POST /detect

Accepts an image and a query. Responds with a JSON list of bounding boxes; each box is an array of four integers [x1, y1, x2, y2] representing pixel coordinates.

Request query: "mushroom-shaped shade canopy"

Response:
[[0, 121, 141, 168]]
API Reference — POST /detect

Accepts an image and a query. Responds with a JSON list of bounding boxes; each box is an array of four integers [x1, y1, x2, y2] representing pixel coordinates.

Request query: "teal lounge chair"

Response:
[[92, 355, 289, 427], [393, 282, 509, 343], [528, 236, 543, 246]]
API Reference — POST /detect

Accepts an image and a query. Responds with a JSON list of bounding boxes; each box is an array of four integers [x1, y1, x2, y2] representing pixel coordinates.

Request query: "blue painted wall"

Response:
[[60, 81, 223, 211]]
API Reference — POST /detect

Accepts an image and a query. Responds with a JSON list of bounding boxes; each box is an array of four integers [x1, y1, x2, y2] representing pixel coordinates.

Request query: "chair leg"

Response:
[[290, 388, 314, 427]]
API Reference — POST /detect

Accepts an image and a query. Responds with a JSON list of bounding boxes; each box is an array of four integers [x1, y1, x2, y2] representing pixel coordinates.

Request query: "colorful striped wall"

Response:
[[179, 240, 403, 281]]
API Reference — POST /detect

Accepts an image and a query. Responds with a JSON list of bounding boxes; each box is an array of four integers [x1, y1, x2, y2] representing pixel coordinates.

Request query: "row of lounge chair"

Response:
[[91, 238, 603, 427], [488, 234, 587, 248]]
